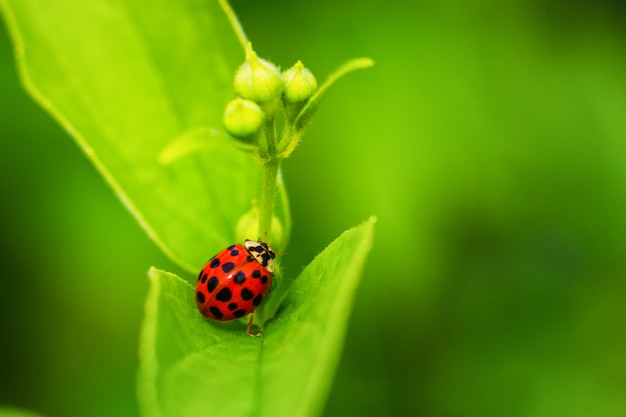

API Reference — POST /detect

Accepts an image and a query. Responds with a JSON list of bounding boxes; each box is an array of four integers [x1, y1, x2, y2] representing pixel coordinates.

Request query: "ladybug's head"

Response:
[[244, 239, 277, 273]]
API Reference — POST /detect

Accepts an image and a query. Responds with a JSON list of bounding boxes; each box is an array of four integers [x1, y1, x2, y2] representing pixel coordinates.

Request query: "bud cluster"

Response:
[[223, 42, 318, 143]]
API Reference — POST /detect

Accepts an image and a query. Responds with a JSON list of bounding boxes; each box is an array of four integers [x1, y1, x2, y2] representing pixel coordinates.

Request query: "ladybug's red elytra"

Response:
[[196, 239, 275, 337]]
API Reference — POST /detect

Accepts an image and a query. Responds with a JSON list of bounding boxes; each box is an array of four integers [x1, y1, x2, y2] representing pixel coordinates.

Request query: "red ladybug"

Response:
[[196, 239, 275, 336]]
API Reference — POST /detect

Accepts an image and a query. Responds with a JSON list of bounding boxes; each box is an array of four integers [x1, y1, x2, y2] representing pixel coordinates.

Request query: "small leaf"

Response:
[[158, 127, 258, 165], [294, 57, 375, 132], [278, 57, 374, 158], [138, 217, 376, 417]]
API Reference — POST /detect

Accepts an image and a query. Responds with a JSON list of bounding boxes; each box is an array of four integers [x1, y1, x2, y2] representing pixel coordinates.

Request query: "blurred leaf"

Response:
[[0, 0, 289, 272], [0, 407, 45, 417], [280, 57, 375, 158], [137, 217, 376, 417]]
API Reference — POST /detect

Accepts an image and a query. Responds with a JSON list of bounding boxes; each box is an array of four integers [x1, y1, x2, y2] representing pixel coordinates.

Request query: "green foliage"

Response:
[[0, 0, 289, 272], [275, 57, 373, 160], [291, 58, 373, 136], [138, 217, 375, 417], [0, 0, 375, 416], [3, 0, 626, 417]]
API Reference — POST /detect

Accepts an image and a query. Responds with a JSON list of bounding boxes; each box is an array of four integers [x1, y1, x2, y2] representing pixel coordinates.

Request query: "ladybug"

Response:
[[196, 239, 276, 336]]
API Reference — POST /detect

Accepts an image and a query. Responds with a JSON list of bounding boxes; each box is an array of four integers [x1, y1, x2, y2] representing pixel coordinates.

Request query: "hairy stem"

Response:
[[258, 157, 280, 240], [263, 110, 278, 156]]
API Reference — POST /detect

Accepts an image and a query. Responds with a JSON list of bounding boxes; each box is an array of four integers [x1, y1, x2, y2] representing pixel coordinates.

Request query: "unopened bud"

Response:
[[282, 61, 318, 103], [223, 98, 265, 139], [234, 43, 283, 103]]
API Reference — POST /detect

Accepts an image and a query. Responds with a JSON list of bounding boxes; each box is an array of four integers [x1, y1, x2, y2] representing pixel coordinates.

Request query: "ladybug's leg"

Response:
[[247, 312, 262, 337]]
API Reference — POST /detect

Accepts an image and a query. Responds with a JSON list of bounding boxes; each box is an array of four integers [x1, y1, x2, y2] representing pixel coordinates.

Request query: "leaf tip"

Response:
[[148, 266, 158, 278], [356, 57, 375, 68], [354, 215, 377, 235]]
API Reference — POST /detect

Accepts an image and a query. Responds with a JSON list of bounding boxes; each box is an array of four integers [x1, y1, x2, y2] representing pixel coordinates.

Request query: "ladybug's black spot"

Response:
[[261, 275, 268, 284], [228, 302, 238, 311], [253, 294, 264, 306], [201, 274, 208, 284], [234, 309, 247, 318], [234, 271, 246, 285], [241, 288, 254, 301], [230, 249, 240, 256], [222, 262, 235, 273], [246, 255, 254, 262], [252, 270, 261, 279], [207, 276, 219, 293], [196, 291, 205, 304], [210, 306, 224, 320], [216, 287, 232, 302], [209, 258, 220, 269], [250, 246, 264, 254]]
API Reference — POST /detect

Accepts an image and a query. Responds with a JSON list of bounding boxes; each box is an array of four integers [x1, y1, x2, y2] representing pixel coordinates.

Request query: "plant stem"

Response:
[[258, 157, 280, 240], [256, 108, 280, 239], [264, 111, 278, 156]]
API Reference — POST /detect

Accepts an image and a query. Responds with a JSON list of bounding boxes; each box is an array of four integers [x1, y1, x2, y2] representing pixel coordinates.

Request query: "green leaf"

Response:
[[138, 217, 376, 417], [0, 407, 45, 417], [0, 0, 289, 272]]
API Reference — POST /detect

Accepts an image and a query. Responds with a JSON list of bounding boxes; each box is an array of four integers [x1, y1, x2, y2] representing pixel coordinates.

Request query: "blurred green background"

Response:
[[2, 0, 626, 416]]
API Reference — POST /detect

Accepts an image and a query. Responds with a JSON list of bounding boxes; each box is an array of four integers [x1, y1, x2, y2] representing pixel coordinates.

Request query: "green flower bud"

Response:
[[282, 60, 318, 103], [235, 207, 285, 251], [223, 98, 265, 139], [234, 42, 283, 103]]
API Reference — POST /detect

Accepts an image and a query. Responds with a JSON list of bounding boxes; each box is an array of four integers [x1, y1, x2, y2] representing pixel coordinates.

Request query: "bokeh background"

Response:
[[2, 0, 626, 416]]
